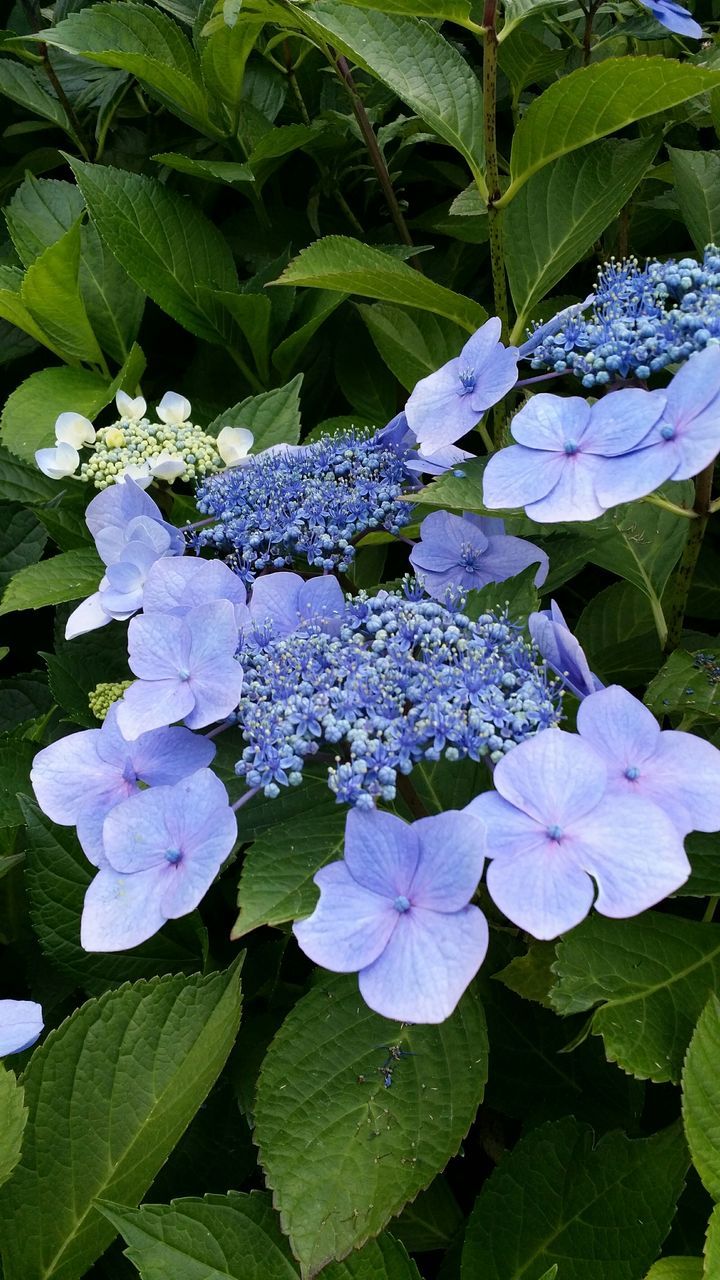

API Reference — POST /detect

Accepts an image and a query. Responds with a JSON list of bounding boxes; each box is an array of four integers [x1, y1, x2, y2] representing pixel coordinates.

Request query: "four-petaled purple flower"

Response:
[[529, 600, 603, 700], [410, 511, 548, 601], [405, 319, 519, 452], [641, 0, 702, 38], [81, 769, 236, 951], [142, 556, 250, 629], [0, 1000, 43, 1055], [248, 571, 345, 640], [31, 703, 214, 866], [466, 728, 689, 939], [577, 684, 720, 836], [482, 389, 666, 521], [293, 807, 488, 1023], [117, 600, 243, 739]]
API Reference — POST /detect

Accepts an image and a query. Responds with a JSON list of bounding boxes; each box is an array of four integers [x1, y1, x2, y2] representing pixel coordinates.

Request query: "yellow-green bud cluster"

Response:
[[79, 414, 224, 490], [88, 679, 133, 721]]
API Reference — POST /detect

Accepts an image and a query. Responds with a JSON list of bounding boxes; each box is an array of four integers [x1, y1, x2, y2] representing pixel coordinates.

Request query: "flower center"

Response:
[[459, 543, 483, 572], [165, 848, 183, 865], [624, 765, 641, 781], [178, 668, 190, 681], [546, 824, 564, 842], [393, 894, 411, 913], [458, 367, 477, 395], [660, 425, 676, 441], [563, 440, 578, 456]]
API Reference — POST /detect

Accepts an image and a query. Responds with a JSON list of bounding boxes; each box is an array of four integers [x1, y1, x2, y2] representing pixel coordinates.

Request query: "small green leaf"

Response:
[[0, 505, 47, 593], [22, 220, 105, 366], [705, 1205, 720, 1277], [464, 566, 540, 627], [319, 0, 471, 17], [206, 375, 303, 448], [0, 447, 59, 505], [498, 27, 566, 104], [0, 964, 243, 1280], [644, 1262, 702, 1280], [273, 237, 486, 333], [669, 148, 720, 255], [576, 581, 661, 686], [232, 811, 346, 940], [0, 548, 103, 616], [152, 152, 255, 185], [5, 173, 85, 267], [255, 973, 488, 1276], [0, 740, 40, 827], [80, 224, 145, 365], [272, 290, 346, 380], [682, 994, 720, 1200], [645, 647, 720, 720], [322, 1235, 422, 1279], [0, 1065, 27, 1191], [358, 303, 468, 391], [461, 1119, 688, 1280], [0, 673, 53, 735], [1, 364, 110, 463], [392, 1178, 463, 1254], [0, 58, 81, 145], [551, 913, 720, 1083]]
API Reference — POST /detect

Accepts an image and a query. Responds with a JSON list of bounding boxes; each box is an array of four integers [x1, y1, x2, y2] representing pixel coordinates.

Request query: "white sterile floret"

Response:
[[116, 462, 152, 488], [35, 442, 81, 478], [156, 391, 191, 426], [217, 426, 254, 467], [115, 390, 147, 421], [150, 452, 186, 481], [54, 412, 96, 448]]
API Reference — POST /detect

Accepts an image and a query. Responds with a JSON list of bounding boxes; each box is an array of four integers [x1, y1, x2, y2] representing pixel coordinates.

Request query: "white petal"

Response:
[[217, 426, 254, 466], [156, 391, 191, 425], [55, 412, 95, 447], [65, 591, 111, 640], [150, 452, 185, 481], [35, 443, 80, 479], [117, 462, 152, 488], [115, 390, 147, 421]]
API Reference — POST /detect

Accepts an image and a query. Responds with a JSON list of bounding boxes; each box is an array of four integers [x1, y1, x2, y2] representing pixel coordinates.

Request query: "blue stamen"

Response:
[[393, 895, 411, 913], [547, 824, 563, 841], [624, 766, 641, 781], [165, 848, 183, 865]]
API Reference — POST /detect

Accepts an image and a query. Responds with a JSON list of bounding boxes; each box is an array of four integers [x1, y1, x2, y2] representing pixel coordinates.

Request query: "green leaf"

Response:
[[271, 291, 346, 380], [464, 566, 540, 627], [358, 303, 468, 391], [40, 3, 221, 135], [504, 58, 720, 203], [0, 673, 53, 735], [254, 972, 487, 1276], [500, 0, 576, 39], [22, 799, 205, 993], [461, 1118, 688, 1280], [644, 646, 720, 720], [550, 913, 720, 1083], [681, 832, 720, 898], [0, 740, 39, 827], [5, 174, 85, 267], [0, 264, 67, 357], [151, 153, 255, 185], [682, 994, 720, 1201], [212, 290, 271, 375], [296, 2, 485, 184], [322, 1235, 421, 1279], [273, 237, 486, 333], [206, 375, 302, 447], [644, 1262, 703, 1280], [0, 1064, 27, 1191], [0, 59, 81, 145], [0, 964, 243, 1280], [494, 941, 557, 1009], [0, 547, 103, 616], [69, 159, 240, 346], [1, 364, 110, 462], [80, 223, 145, 364], [200, 18, 265, 108], [22, 220, 105, 366], [392, 1179, 463, 1254], [0, 447, 59, 505], [0, 505, 47, 594], [498, 27, 567, 104], [668, 148, 720, 255], [232, 811, 346, 940], [506, 136, 659, 334], [576, 581, 662, 686], [705, 1205, 720, 1278], [320, 0, 471, 16], [97, 1192, 298, 1279]]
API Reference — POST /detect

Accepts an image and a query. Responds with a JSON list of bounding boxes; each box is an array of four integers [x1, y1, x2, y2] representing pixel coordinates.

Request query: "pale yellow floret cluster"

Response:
[[79, 415, 224, 490], [88, 680, 134, 721]]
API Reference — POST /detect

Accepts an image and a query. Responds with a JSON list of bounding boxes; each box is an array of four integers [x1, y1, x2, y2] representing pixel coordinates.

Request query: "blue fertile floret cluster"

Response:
[[528, 245, 720, 386], [195, 430, 413, 581], [234, 584, 562, 806]]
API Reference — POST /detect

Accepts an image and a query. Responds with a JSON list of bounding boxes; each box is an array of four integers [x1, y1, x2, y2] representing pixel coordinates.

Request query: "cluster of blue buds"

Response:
[[527, 245, 720, 386], [234, 583, 562, 807], [195, 430, 413, 582]]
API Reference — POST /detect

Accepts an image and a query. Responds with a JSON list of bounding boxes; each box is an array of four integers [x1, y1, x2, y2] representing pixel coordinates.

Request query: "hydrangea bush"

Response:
[[2, 0, 720, 1277]]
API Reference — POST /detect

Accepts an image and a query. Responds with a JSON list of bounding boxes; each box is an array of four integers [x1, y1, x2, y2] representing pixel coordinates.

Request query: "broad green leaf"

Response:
[[254, 972, 487, 1276], [1, 364, 110, 462], [644, 1262, 702, 1280], [0, 264, 66, 357], [688, 547, 720, 619], [97, 1192, 298, 1279], [151, 152, 255, 185], [668, 148, 720, 255], [682, 994, 720, 1200], [69, 159, 239, 346], [273, 237, 486, 333], [581, 485, 693, 615], [232, 811, 346, 939], [322, 1235, 421, 1279], [392, 1179, 463, 1254], [706, 1206, 720, 1278], [0, 741, 41, 827], [80, 224, 145, 364], [413, 456, 489, 512], [206, 375, 302, 447], [4, 173, 84, 266], [22, 799, 205, 993], [576, 581, 661, 686], [0, 505, 47, 593], [295, 3, 485, 184], [213, 290, 271, 376], [551, 913, 720, 1083], [22, 220, 105, 367], [498, 27, 566, 104], [0, 1064, 27, 1190], [40, 3, 221, 135], [0, 673, 53, 735], [644, 646, 720, 720], [358, 303, 468, 391], [321, 0, 472, 16], [200, 18, 265, 107], [42, 623, 135, 729], [504, 58, 720, 203], [272, 290, 346, 379], [461, 1118, 688, 1280], [506, 136, 659, 334], [0, 58, 81, 145], [681, 832, 720, 898], [500, 0, 577, 40], [0, 964, 243, 1280], [0, 447, 59, 505], [247, 122, 325, 178], [0, 548, 103, 616]]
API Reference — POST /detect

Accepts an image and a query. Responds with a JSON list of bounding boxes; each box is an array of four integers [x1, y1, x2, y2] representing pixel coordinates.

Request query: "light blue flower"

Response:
[[0, 1001, 43, 1055], [529, 601, 603, 700], [410, 511, 548, 600], [640, 0, 702, 38]]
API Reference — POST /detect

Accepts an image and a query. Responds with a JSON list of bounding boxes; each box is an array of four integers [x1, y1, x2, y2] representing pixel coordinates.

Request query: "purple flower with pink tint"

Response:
[[529, 600, 603, 700], [248, 571, 345, 640], [641, 0, 701, 38], [142, 556, 250, 629], [577, 684, 720, 836], [410, 511, 548, 601], [0, 1000, 43, 1055], [30, 703, 214, 867], [81, 769, 236, 952], [466, 728, 689, 939], [293, 807, 488, 1023]]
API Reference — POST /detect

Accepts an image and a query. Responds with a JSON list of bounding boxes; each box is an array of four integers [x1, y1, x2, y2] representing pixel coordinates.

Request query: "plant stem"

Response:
[[282, 38, 312, 126], [703, 895, 718, 924], [664, 460, 715, 652], [232, 786, 260, 812], [20, 0, 91, 158], [641, 492, 697, 520], [228, 346, 265, 394], [334, 53, 422, 269], [581, 0, 602, 65], [396, 773, 430, 820], [481, 0, 509, 340]]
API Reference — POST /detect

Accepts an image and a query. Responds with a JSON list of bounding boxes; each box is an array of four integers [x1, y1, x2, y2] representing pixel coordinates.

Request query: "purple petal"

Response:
[[511, 395, 590, 451], [127, 612, 191, 681], [116, 678, 195, 740], [143, 557, 247, 617], [128, 725, 216, 786], [624, 729, 720, 834], [468, 344, 519, 413], [529, 606, 601, 700], [465, 789, 549, 859], [490, 728, 607, 826], [405, 361, 481, 450], [483, 446, 564, 510], [583, 388, 666, 456], [31, 729, 129, 827], [524, 455, 607, 523], [81, 865, 168, 951], [482, 534, 549, 587], [577, 685, 660, 769], [459, 317, 502, 369], [644, 0, 702, 37], [184, 660, 243, 731], [358, 904, 488, 1023], [592, 443, 677, 507], [409, 811, 484, 910], [298, 576, 345, 634], [344, 808, 420, 898], [0, 1000, 43, 1055], [486, 843, 595, 939], [665, 347, 720, 426], [293, 861, 398, 971], [185, 601, 239, 673], [571, 793, 690, 915], [249, 573, 304, 638], [103, 785, 179, 873]]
